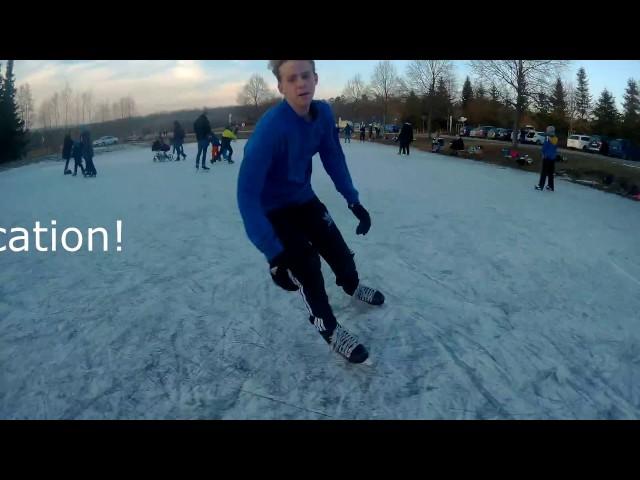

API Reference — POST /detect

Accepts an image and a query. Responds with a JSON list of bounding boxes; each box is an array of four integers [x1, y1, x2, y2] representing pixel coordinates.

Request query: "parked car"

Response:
[[608, 139, 640, 161], [525, 131, 546, 145], [587, 135, 611, 154], [470, 125, 496, 138], [498, 128, 514, 141], [567, 134, 591, 150], [486, 128, 499, 139], [489, 127, 512, 141], [93, 136, 119, 147], [384, 124, 400, 133]]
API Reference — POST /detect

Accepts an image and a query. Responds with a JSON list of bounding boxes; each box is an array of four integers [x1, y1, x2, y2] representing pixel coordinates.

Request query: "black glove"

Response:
[[269, 251, 299, 292], [349, 203, 371, 235]]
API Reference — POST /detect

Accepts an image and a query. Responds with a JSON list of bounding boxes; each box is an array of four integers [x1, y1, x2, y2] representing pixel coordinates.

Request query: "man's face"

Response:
[[277, 61, 318, 113]]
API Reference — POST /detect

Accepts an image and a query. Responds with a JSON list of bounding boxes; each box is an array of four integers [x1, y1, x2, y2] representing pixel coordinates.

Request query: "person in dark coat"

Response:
[[81, 129, 97, 177], [397, 122, 414, 155], [71, 140, 85, 176], [343, 123, 353, 143], [449, 135, 465, 155], [172, 121, 187, 161], [62, 132, 74, 174], [193, 111, 212, 170], [359, 122, 366, 142]]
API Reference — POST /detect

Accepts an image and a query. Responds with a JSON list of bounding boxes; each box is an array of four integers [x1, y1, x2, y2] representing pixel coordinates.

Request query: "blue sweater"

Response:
[[237, 100, 360, 262], [542, 135, 559, 160]]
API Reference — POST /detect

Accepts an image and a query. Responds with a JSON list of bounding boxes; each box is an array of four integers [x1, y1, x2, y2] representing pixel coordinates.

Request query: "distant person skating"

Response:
[[81, 129, 97, 177], [449, 134, 465, 155], [368, 123, 373, 141], [220, 125, 237, 164], [359, 122, 366, 142], [193, 111, 211, 170], [343, 123, 353, 143], [535, 125, 559, 191], [398, 121, 414, 155], [172, 120, 187, 160], [71, 139, 85, 176], [62, 132, 74, 175], [210, 132, 222, 163], [237, 60, 385, 364]]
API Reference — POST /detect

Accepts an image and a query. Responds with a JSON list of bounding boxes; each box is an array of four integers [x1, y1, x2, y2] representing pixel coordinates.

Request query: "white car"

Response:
[[93, 136, 119, 147], [526, 131, 547, 145], [567, 134, 591, 150]]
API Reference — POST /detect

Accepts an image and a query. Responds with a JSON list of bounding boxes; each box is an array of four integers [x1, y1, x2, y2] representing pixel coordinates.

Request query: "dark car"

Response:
[[608, 139, 640, 161], [384, 124, 400, 133], [493, 128, 513, 141], [502, 129, 514, 141], [587, 135, 612, 154]]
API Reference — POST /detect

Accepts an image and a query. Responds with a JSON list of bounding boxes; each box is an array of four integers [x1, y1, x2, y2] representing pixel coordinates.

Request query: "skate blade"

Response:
[[362, 357, 374, 366]]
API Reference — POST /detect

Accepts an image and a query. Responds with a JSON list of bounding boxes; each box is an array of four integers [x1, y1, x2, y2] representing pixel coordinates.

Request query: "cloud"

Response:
[[11, 60, 238, 115]]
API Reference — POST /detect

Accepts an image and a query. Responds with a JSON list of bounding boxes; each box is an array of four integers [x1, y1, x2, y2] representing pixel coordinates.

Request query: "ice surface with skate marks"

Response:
[[1, 140, 640, 419]]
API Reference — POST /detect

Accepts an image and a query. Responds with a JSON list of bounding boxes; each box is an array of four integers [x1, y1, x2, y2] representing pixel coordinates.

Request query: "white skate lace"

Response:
[[330, 324, 360, 359], [354, 284, 376, 304]]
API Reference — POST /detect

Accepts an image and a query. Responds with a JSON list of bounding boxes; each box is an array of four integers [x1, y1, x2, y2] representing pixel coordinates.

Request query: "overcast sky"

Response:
[[6, 60, 640, 118]]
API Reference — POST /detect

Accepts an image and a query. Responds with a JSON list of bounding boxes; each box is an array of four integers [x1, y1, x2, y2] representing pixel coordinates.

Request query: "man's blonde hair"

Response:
[[268, 60, 316, 82]]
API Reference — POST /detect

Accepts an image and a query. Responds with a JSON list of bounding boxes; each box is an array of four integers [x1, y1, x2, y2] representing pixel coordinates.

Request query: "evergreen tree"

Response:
[[550, 77, 567, 119], [476, 82, 486, 99], [575, 67, 592, 120], [622, 78, 640, 140], [461, 76, 473, 112], [591, 89, 620, 137], [0, 60, 29, 162], [549, 77, 568, 136], [489, 83, 500, 103], [434, 77, 452, 129]]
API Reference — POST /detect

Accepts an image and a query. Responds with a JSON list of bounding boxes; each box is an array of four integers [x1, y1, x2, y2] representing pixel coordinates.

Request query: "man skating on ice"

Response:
[[535, 125, 559, 191], [237, 60, 384, 364], [193, 110, 211, 170], [343, 122, 353, 143]]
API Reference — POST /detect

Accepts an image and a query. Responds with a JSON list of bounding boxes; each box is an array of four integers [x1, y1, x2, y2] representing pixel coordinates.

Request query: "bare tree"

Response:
[[16, 85, 26, 126], [470, 60, 568, 145], [112, 101, 120, 120], [370, 61, 401, 128], [405, 60, 454, 136], [122, 96, 136, 118], [236, 74, 275, 116], [97, 101, 110, 123], [73, 92, 82, 125], [81, 91, 94, 124], [342, 74, 370, 103], [51, 92, 60, 128], [16, 83, 35, 130], [119, 97, 127, 119], [38, 99, 53, 129], [61, 81, 72, 127]]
